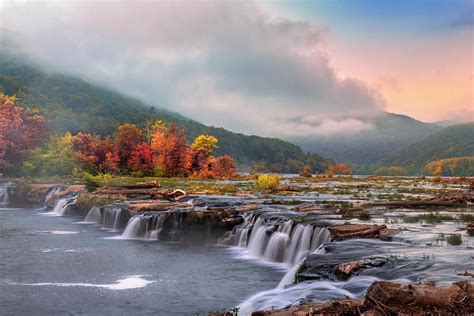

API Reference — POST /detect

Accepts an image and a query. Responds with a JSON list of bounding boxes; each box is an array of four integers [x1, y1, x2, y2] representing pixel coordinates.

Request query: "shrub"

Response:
[[358, 212, 371, 221], [82, 172, 114, 188], [300, 166, 312, 178], [256, 174, 280, 192], [446, 234, 462, 246]]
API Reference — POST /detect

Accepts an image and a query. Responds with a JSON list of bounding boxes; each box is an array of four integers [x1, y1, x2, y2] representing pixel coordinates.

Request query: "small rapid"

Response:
[[0, 183, 12, 205], [51, 194, 78, 216], [220, 214, 331, 266], [83, 204, 130, 231]]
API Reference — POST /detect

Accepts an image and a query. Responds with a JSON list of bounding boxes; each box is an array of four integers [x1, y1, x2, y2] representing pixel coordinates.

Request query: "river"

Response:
[[0, 206, 283, 315]]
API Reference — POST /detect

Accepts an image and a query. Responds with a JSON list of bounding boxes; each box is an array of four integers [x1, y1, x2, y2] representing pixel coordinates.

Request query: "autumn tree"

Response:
[[151, 123, 190, 176], [0, 94, 46, 175], [128, 143, 156, 175], [300, 166, 312, 178], [328, 163, 352, 175], [192, 135, 218, 157], [114, 124, 143, 171], [72, 133, 119, 174], [209, 155, 236, 178]]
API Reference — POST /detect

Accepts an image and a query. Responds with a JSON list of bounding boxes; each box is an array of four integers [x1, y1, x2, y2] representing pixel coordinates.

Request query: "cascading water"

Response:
[[42, 186, 62, 209], [221, 214, 331, 266], [52, 194, 78, 216], [0, 184, 10, 205], [82, 204, 130, 231], [121, 212, 168, 240]]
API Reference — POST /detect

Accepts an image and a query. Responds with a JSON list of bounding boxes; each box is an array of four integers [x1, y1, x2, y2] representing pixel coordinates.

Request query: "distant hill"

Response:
[[0, 53, 328, 173], [384, 123, 474, 167], [292, 112, 442, 164]]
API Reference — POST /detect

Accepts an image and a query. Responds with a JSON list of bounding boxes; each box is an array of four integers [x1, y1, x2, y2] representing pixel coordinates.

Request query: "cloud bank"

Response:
[[1, 0, 384, 136]]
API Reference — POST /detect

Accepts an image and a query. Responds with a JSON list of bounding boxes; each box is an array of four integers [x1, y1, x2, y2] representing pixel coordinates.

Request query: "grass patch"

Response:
[[447, 234, 462, 246], [358, 212, 372, 221], [404, 213, 455, 225], [459, 213, 474, 222]]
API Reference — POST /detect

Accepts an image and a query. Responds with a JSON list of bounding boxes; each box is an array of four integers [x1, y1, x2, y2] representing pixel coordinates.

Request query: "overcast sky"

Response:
[[1, 0, 472, 137]]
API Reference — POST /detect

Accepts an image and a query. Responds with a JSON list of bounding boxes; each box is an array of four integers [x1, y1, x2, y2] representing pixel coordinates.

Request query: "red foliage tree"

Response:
[[328, 163, 352, 175], [0, 94, 46, 175], [114, 124, 143, 171], [209, 155, 236, 178], [128, 143, 156, 175], [72, 133, 119, 174], [151, 124, 190, 176]]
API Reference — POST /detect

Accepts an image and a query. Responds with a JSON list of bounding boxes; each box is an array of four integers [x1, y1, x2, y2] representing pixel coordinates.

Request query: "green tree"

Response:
[[23, 132, 78, 177]]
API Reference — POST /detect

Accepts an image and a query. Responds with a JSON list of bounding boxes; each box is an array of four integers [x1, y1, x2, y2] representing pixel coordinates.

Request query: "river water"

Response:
[[0, 207, 283, 315]]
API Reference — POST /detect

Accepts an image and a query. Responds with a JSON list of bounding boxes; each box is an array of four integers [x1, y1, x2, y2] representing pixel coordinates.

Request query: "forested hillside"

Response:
[[384, 123, 474, 167], [293, 112, 441, 163], [0, 54, 328, 173]]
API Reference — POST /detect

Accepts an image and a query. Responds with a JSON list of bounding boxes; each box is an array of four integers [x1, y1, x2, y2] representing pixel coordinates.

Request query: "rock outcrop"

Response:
[[252, 280, 474, 315]]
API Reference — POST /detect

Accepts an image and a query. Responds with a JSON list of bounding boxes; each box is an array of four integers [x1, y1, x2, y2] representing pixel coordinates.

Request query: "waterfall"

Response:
[[0, 184, 10, 205], [43, 186, 62, 209], [221, 214, 331, 266], [120, 212, 168, 240], [82, 205, 130, 231], [83, 206, 101, 224], [52, 194, 77, 216]]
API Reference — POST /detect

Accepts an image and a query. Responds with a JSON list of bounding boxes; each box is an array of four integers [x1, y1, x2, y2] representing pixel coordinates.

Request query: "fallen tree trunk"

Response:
[[365, 280, 474, 314], [328, 224, 387, 240], [467, 221, 474, 236], [371, 191, 474, 208], [103, 181, 161, 189]]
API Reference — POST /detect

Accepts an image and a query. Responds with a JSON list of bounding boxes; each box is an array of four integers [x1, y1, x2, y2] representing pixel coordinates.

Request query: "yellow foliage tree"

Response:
[[191, 135, 218, 157]]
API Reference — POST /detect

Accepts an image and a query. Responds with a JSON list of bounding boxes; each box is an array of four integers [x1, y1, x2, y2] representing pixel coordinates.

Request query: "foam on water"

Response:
[[9, 275, 156, 290]]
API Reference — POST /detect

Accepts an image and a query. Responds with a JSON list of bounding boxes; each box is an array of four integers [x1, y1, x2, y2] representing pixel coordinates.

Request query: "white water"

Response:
[[42, 186, 62, 209], [238, 276, 382, 315], [83, 206, 101, 224], [221, 215, 331, 266], [10, 275, 156, 290], [83, 205, 129, 231], [120, 213, 168, 240], [0, 184, 11, 205], [51, 195, 77, 216], [277, 245, 326, 289]]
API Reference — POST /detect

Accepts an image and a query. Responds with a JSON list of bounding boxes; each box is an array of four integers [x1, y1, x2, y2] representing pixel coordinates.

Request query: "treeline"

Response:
[[1, 94, 235, 178], [0, 54, 329, 173]]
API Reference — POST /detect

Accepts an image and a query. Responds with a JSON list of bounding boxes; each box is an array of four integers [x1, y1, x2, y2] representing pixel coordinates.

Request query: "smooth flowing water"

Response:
[[0, 207, 283, 315]]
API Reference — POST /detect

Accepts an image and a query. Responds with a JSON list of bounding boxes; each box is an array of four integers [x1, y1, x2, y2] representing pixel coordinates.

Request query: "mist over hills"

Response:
[[384, 122, 474, 167], [0, 53, 328, 173], [291, 112, 442, 164]]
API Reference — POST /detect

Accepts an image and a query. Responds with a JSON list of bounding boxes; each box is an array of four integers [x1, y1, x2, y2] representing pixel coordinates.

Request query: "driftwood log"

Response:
[[328, 224, 387, 240], [103, 181, 161, 189], [370, 191, 474, 208], [467, 221, 474, 236]]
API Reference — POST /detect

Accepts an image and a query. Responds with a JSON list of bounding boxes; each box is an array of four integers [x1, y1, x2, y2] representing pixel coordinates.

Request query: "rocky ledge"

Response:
[[252, 280, 474, 315]]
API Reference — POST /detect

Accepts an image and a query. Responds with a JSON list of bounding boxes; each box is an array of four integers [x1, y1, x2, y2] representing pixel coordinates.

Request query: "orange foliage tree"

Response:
[[209, 155, 236, 178], [0, 94, 46, 175], [328, 163, 352, 175], [151, 124, 190, 176], [72, 133, 119, 174], [114, 124, 143, 171]]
